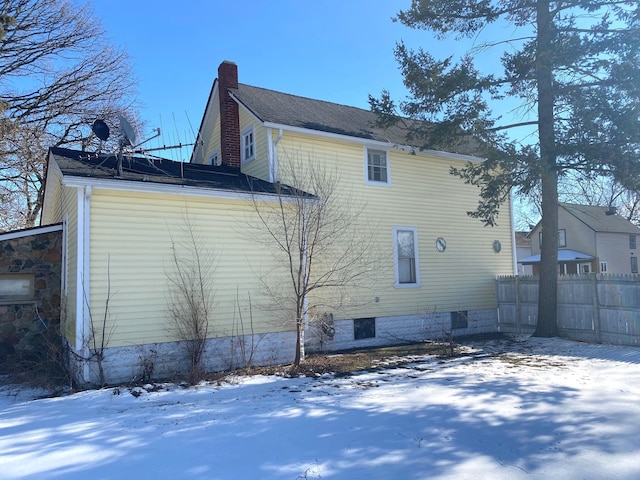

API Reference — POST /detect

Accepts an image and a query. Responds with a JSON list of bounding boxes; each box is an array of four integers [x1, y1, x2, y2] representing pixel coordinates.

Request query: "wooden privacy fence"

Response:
[[496, 274, 640, 346]]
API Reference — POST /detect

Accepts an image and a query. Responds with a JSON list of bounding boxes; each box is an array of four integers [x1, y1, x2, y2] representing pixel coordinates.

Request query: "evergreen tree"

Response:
[[371, 0, 640, 336]]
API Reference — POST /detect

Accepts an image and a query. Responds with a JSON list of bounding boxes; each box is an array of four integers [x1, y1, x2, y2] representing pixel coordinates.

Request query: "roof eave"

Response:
[[258, 120, 485, 163], [59, 174, 282, 202]]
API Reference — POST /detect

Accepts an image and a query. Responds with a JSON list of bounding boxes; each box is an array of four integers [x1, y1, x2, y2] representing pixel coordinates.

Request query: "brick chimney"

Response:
[[218, 61, 241, 169]]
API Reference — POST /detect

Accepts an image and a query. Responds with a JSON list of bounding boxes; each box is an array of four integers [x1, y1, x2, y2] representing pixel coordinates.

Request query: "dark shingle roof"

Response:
[[231, 84, 480, 157], [49, 147, 296, 196], [561, 203, 640, 234]]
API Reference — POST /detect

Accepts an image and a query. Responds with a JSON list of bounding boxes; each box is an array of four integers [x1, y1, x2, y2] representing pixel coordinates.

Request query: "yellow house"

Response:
[[41, 60, 515, 385]]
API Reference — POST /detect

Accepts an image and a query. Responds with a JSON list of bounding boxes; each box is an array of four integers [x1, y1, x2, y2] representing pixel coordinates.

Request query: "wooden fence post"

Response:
[[592, 274, 602, 344], [515, 276, 521, 334]]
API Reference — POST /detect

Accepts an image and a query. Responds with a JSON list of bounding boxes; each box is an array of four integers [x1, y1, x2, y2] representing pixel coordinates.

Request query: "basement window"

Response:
[[0, 274, 34, 303], [354, 317, 375, 340], [451, 311, 468, 329]]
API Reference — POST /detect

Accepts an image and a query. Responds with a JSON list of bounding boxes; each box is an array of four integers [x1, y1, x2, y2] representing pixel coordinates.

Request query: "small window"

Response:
[[630, 235, 637, 250], [580, 263, 591, 274], [365, 148, 389, 185], [0, 274, 34, 302], [394, 227, 420, 288], [632, 256, 638, 274], [354, 317, 375, 340], [206, 150, 220, 166], [451, 311, 468, 329], [600, 261, 608, 273], [559, 229, 567, 248], [241, 126, 255, 163]]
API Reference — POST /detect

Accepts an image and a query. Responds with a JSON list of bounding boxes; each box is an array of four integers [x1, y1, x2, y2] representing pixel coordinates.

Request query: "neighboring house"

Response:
[[521, 203, 640, 275], [0, 224, 63, 361], [515, 231, 533, 275], [40, 60, 515, 385]]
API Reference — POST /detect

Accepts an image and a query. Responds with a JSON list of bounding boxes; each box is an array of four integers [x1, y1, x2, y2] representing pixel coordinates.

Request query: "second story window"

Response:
[[242, 126, 255, 164], [366, 148, 389, 185], [630, 235, 637, 249], [539, 229, 567, 248]]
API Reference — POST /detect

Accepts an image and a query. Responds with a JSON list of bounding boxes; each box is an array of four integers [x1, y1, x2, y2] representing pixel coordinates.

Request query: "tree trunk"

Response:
[[534, 0, 559, 337]]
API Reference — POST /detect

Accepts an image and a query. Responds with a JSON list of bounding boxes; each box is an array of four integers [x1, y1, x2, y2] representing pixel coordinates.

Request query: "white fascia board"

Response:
[[0, 224, 63, 241], [60, 175, 290, 203], [260, 121, 485, 163]]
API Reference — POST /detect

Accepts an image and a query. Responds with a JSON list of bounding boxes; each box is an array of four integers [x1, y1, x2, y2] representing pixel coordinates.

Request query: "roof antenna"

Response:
[[117, 115, 137, 177]]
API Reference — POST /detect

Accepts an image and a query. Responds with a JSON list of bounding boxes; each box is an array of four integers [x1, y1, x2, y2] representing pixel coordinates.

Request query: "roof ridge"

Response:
[[237, 82, 374, 115]]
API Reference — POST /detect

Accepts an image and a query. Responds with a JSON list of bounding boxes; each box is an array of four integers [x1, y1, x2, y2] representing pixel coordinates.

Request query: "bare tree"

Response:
[[250, 154, 380, 367], [515, 173, 640, 231], [166, 215, 216, 384], [0, 0, 138, 230]]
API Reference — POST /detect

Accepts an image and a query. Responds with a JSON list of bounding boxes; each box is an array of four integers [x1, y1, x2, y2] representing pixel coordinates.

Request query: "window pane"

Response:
[[397, 230, 414, 258], [354, 317, 376, 339], [0, 275, 33, 300], [632, 256, 638, 274], [367, 149, 388, 183], [398, 258, 415, 283], [397, 230, 416, 283], [559, 229, 566, 248], [630, 235, 636, 249]]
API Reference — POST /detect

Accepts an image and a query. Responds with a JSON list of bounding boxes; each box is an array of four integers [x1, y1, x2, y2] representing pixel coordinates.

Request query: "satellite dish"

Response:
[[91, 119, 110, 141], [118, 115, 137, 147]]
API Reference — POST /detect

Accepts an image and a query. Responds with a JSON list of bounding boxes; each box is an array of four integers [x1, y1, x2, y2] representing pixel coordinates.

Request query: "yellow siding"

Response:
[[275, 131, 514, 318], [194, 115, 221, 166], [63, 191, 79, 344], [41, 166, 79, 344], [192, 87, 220, 165], [88, 189, 294, 348], [239, 108, 270, 180]]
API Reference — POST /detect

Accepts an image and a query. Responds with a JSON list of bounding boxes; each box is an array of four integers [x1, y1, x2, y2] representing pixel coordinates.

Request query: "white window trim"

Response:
[[364, 147, 391, 186], [393, 226, 421, 288], [241, 125, 255, 164], [600, 261, 608, 273], [206, 149, 220, 166]]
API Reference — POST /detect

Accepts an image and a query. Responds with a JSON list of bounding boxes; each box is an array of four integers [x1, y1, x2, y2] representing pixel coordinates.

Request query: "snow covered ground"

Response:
[[1, 336, 639, 480]]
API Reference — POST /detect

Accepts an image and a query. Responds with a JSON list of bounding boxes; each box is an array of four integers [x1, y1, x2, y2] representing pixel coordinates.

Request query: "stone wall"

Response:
[[0, 226, 63, 361]]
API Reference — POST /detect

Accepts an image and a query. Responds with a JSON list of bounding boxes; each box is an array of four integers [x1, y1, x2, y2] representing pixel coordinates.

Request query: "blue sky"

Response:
[[88, 1, 459, 161]]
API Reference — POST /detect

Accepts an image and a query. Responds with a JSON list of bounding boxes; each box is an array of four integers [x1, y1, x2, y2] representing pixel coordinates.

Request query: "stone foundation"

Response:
[[306, 308, 498, 353], [72, 308, 498, 385], [74, 331, 297, 386], [0, 226, 63, 362]]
